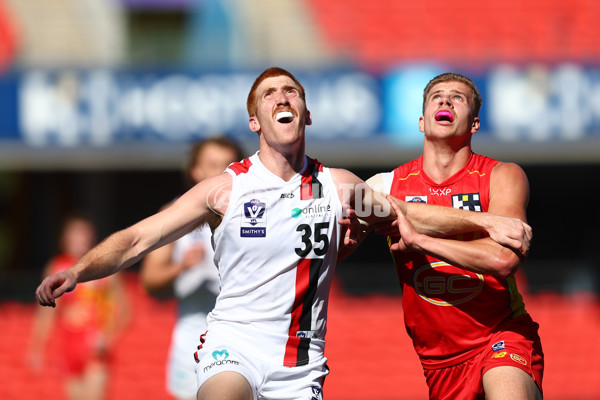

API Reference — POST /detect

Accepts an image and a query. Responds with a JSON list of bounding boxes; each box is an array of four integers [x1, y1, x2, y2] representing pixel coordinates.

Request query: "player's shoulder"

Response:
[[490, 160, 528, 186], [186, 172, 233, 207], [329, 168, 363, 186], [491, 160, 526, 176], [227, 157, 254, 176]]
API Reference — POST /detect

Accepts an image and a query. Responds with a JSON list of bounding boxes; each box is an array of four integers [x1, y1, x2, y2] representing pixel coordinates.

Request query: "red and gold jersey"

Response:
[[383, 153, 531, 368]]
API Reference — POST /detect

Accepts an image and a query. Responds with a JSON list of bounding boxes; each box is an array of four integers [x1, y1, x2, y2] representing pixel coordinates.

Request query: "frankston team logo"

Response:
[[241, 199, 267, 237], [452, 193, 482, 211]]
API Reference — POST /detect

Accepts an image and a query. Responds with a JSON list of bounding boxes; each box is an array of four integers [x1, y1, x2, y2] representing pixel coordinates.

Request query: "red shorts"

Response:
[[423, 324, 544, 400], [55, 328, 112, 376]]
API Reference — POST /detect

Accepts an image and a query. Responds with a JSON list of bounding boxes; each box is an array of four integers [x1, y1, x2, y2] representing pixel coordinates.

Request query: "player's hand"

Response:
[[35, 270, 77, 307], [485, 215, 532, 258], [386, 195, 421, 252], [338, 204, 361, 247]]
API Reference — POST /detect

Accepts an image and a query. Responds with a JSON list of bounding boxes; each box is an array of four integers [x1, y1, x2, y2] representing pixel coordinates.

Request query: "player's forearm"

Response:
[[71, 228, 146, 283], [404, 202, 492, 237], [409, 234, 521, 277]]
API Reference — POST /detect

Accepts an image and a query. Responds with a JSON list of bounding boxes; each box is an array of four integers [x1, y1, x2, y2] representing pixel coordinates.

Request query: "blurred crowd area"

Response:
[[0, 1, 599, 399], [0, 0, 599, 70]]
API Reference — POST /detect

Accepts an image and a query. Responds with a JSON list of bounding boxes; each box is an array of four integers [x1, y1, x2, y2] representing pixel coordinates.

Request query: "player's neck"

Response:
[[422, 142, 472, 183], [258, 144, 306, 182]]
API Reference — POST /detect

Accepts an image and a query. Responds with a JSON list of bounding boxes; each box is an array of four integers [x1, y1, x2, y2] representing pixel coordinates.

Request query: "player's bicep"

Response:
[[489, 162, 530, 221], [139, 174, 230, 250]]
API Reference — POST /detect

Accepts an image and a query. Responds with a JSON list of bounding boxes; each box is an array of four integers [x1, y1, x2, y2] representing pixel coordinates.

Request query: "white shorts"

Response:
[[194, 333, 329, 400]]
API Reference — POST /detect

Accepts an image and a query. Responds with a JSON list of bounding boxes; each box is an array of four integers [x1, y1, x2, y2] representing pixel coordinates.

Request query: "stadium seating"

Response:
[[304, 0, 600, 68], [2, 0, 125, 66], [2, 271, 599, 400]]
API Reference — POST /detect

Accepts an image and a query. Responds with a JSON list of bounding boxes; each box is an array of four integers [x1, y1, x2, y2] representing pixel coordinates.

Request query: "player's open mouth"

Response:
[[275, 111, 295, 123], [435, 110, 454, 123]]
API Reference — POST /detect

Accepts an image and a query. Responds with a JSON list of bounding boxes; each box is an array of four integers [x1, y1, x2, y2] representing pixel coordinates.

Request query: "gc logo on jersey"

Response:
[[413, 261, 484, 306], [241, 199, 267, 237]]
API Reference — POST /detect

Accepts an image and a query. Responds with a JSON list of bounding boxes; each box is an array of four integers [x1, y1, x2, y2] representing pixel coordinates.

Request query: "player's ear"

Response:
[[419, 116, 425, 133], [305, 109, 312, 126], [471, 117, 480, 134], [249, 116, 260, 132]]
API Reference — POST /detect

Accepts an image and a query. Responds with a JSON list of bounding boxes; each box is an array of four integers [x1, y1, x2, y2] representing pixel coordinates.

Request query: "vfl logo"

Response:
[[212, 349, 229, 361], [413, 261, 484, 306], [241, 199, 267, 237], [244, 199, 265, 225], [311, 386, 323, 400]]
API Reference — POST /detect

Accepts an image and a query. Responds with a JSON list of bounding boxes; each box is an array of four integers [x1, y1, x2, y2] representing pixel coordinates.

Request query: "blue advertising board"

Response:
[[0, 64, 599, 167]]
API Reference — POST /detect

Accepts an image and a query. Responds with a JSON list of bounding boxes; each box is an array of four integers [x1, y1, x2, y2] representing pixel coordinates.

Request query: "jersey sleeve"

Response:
[[366, 172, 394, 195]]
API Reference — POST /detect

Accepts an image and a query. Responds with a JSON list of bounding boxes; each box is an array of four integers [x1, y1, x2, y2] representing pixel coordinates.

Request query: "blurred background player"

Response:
[[140, 137, 244, 400], [28, 212, 131, 400]]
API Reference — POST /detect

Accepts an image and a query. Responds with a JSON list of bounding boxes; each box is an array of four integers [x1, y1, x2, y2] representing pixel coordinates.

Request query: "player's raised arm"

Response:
[[35, 173, 232, 307]]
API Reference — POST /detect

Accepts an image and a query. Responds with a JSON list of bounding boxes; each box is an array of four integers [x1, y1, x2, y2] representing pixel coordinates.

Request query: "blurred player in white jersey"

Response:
[[140, 137, 243, 400]]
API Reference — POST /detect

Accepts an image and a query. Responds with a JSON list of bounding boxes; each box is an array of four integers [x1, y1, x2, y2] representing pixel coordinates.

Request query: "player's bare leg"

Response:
[[81, 361, 108, 400], [197, 371, 253, 400], [65, 377, 84, 400], [483, 366, 542, 400]]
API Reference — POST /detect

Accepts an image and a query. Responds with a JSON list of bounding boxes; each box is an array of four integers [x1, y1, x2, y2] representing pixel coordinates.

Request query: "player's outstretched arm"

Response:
[[35, 173, 231, 307]]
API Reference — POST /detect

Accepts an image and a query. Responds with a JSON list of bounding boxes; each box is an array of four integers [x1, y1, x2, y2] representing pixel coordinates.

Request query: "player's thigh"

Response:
[[482, 366, 542, 400], [197, 371, 253, 400]]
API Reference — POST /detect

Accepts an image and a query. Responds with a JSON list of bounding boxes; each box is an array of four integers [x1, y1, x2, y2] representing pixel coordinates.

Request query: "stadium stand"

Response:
[[2, 271, 599, 400], [1, 1, 599, 399], [0, 0, 17, 72], [2, 0, 125, 66], [304, 0, 600, 68]]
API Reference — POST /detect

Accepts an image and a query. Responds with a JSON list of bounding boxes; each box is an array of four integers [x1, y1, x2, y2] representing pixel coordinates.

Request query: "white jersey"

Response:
[[207, 152, 343, 367]]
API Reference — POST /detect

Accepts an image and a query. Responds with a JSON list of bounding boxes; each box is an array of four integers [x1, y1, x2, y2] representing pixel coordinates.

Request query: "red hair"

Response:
[[246, 67, 306, 117]]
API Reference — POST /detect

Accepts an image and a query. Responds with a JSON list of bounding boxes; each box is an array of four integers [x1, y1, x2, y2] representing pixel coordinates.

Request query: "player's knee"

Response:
[[197, 371, 253, 400]]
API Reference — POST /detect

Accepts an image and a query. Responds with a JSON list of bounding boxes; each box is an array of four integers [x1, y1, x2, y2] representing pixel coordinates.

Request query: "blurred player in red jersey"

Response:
[[368, 73, 543, 400], [29, 212, 131, 400]]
